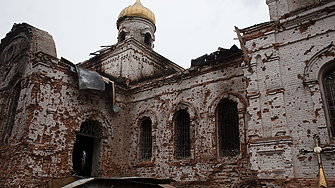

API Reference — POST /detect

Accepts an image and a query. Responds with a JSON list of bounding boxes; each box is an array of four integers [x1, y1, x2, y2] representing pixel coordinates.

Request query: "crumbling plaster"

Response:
[[0, 23, 253, 187], [1, 0, 335, 187], [242, 0, 335, 180]]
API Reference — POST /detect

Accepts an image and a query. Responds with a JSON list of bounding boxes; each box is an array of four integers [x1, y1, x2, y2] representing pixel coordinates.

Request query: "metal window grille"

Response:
[[217, 100, 240, 156], [175, 110, 190, 158], [324, 70, 335, 136], [140, 118, 152, 161], [80, 120, 103, 138]]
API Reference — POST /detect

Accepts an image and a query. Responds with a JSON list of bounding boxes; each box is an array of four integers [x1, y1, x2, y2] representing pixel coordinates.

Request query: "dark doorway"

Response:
[[72, 134, 95, 176], [72, 120, 103, 177]]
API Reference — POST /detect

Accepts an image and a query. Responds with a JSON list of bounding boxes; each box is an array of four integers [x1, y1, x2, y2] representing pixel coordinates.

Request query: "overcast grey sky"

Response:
[[0, 0, 269, 68]]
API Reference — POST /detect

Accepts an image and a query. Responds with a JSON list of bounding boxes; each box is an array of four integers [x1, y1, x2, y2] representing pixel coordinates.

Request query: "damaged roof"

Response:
[[190, 44, 242, 68]]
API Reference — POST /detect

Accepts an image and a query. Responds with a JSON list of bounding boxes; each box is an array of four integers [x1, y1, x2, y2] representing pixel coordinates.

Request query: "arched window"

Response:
[[140, 118, 152, 161], [323, 66, 335, 136], [73, 120, 102, 177], [119, 31, 125, 42], [144, 33, 151, 46], [217, 99, 240, 156], [175, 110, 190, 158], [79, 120, 103, 138]]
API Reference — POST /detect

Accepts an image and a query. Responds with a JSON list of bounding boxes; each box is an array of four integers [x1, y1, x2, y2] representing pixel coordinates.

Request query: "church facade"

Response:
[[0, 0, 334, 187]]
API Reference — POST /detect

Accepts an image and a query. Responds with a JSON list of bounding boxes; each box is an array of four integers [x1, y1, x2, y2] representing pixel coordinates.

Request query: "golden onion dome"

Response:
[[118, 0, 156, 25]]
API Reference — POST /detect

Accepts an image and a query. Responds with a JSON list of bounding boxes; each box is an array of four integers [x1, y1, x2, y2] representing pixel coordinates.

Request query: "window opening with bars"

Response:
[[217, 99, 240, 156], [175, 110, 190, 159], [140, 118, 152, 161], [324, 70, 335, 136]]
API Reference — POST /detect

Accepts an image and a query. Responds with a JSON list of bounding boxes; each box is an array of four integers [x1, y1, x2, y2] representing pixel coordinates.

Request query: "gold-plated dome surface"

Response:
[[118, 0, 156, 25]]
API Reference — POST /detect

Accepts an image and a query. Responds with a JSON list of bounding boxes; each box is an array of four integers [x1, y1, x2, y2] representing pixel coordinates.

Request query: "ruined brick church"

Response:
[[1, 0, 335, 187]]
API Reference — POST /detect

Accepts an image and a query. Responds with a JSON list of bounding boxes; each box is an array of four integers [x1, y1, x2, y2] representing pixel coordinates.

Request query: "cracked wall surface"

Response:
[[241, 0, 335, 185]]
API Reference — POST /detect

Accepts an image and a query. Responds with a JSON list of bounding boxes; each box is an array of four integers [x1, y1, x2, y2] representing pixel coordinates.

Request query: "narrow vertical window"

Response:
[[140, 118, 152, 161], [323, 69, 335, 136], [119, 31, 125, 42], [144, 33, 151, 47], [217, 99, 240, 156], [175, 110, 190, 158]]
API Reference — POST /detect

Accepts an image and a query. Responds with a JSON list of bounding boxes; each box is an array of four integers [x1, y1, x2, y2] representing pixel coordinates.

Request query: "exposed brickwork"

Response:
[[242, 0, 335, 186], [1, 0, 335, 187]]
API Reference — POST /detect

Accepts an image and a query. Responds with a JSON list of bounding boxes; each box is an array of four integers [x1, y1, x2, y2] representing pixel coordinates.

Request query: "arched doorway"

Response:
[[72, 120, 102, 177]]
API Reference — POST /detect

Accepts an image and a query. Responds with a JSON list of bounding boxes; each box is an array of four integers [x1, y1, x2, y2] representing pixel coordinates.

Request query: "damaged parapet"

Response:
[[191, 44, 242, 67], [0, 23, 57, 58]]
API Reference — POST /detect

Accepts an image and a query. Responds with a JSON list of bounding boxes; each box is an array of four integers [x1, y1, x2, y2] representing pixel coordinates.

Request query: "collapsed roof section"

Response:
[[191, 45, 242, 68]]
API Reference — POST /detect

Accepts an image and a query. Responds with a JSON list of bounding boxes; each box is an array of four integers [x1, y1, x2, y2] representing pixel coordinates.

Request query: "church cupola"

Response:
[[117, 0, 156, 49]]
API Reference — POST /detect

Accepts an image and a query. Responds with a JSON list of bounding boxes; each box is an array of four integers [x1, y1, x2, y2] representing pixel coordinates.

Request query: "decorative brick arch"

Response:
[[167, 100, 199, 159], [135, 109, 158, 143], [72, 110, 111, 177], [80, 110, 111, 138], [303, 42, 335, 85], [209, 92, 247, 115], [137, 109, 158, 128], [209, 92, 247, 158], [118, 28, 129, 42], [134, 109, 158, 162], [167, 100, 199, 124], [303, 42, 335, 142], [141, 28, 155, 41]]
